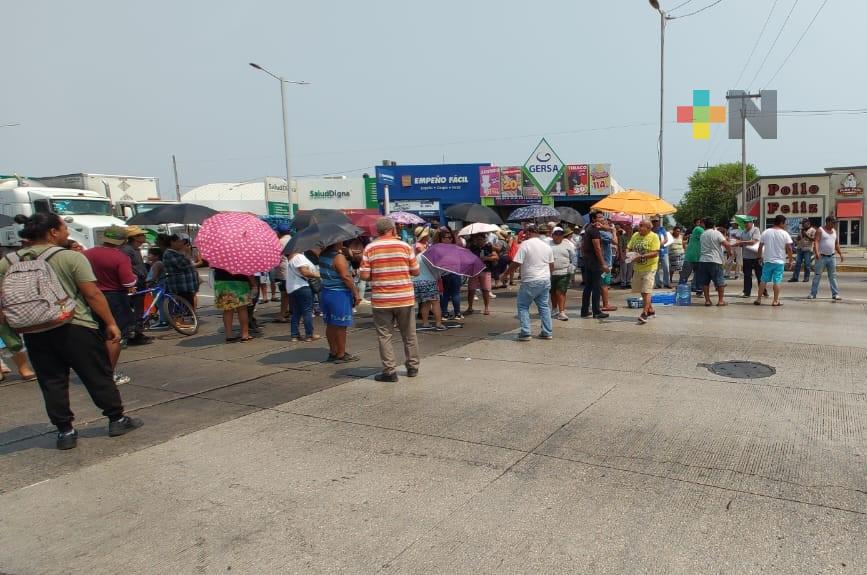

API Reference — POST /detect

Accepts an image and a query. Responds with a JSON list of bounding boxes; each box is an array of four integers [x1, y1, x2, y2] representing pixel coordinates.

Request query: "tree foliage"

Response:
[[675, 162, 757, 227]]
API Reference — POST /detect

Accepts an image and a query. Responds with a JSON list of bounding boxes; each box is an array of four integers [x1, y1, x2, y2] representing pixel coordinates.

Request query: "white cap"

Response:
[[552, 226, 564, 234]]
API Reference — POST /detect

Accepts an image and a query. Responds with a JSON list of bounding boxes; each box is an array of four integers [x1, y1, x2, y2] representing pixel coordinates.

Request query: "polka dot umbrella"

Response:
[[194, 212, 282, 275]]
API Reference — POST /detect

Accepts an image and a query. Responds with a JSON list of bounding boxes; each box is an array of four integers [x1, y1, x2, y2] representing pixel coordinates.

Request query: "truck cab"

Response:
[[0, 186, 127, 250], [114, 199, 178, 221]]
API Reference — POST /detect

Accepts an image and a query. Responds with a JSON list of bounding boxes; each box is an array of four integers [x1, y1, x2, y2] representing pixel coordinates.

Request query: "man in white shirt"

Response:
[[734, 217, 765, 298], [755, 214, 794, 306], [696, 217, 733, 306], [505, 224, 554, 341]]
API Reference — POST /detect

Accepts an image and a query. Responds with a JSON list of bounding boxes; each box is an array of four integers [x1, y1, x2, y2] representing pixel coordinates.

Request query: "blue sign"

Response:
[[378, 169, 395, 185], [374, 163, 489, 223]]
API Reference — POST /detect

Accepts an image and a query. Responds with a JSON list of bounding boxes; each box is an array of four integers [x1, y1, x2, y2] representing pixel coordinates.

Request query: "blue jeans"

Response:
[[288, 286, 314, 337], [517, 279, 553, 337], [654, 252, 670, 288], [791, 250, 812, 281], [810, 255, 839, 297], [440, 273, 462, 316]]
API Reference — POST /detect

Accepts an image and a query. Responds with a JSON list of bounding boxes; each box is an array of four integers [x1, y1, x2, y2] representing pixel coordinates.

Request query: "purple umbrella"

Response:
[[420, 243, 485, 277], [388, 211, 425, 225]]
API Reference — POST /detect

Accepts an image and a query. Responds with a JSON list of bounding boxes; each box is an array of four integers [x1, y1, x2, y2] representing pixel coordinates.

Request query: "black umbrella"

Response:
[[291, 209, 351, 231], [443, 203, 503, 225], [0, 214, 15, 227], [556, 206, 584, 225], [283, 222, 364, 255], [126, 203, 218, 225]]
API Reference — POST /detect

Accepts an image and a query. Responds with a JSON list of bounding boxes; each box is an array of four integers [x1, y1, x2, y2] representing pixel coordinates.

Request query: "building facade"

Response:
[[742, 167, 865, 246]]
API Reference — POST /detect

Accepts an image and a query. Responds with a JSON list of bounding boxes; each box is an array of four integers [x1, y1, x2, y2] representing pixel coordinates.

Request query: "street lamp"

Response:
[[249, 62, 310, 218], [649, 0, 672, 200]]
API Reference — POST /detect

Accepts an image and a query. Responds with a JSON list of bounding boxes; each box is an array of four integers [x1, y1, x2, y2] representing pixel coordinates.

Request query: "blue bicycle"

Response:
[[132, 282, 199, 336]]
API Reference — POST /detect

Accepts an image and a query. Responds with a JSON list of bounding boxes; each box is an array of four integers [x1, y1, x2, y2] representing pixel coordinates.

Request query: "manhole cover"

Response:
[[701, 361, 776, 379]]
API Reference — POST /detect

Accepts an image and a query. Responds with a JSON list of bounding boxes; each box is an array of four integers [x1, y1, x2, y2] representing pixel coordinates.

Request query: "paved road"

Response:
[[1, 275, 866, 574]]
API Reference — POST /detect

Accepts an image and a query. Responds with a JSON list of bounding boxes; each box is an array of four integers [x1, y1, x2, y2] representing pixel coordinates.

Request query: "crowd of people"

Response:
[[0, 208, 847, 451]]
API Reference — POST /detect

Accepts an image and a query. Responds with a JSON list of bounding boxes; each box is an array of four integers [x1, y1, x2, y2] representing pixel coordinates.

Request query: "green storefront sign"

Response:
[[363, 176, 378, 209], [267, 201, 291, 216]]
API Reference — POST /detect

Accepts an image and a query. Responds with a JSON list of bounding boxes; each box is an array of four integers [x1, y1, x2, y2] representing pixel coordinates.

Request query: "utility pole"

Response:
[[726, 92, 761, 202], [172, 155, 181, 201]]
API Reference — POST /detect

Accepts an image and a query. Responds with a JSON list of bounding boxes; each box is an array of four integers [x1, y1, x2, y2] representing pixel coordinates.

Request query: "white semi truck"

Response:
[[0, 183, 127, 251], [31, 173, 177, 220]]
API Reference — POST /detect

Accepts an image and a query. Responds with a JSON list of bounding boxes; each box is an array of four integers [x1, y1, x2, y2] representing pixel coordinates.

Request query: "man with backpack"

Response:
[[0, 213, 142, 450]]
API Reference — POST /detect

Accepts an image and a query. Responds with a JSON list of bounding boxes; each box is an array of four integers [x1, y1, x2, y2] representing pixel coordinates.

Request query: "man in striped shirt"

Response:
[[360, 217, 421, 382]]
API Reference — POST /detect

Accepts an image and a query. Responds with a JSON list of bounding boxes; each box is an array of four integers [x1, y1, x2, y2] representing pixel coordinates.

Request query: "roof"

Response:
[[182, 182, 266, 201]]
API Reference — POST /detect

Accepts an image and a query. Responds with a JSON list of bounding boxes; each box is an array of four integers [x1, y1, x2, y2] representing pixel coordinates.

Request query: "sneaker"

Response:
[[787, 278, 798, 283], [56, 429, 78, 450], [126, 335, 153, 346], [538, 333, 553, 340], [592, 313, 610, 319], [833, 295, 841, 301], [807, 294, 816, 300], [489, 292, 497, 299], [374, 371, 398, 383], [434, 325, 448, 331], [517, 333, 531, 342], [454, 313, 465, 320], [556, 313, 569, 321], [637, 313, 648, 324], [108, 415, 143, 437], [647, 310, 656, 319], [406, 367, 419, 378], [113, 372, 131, 385]]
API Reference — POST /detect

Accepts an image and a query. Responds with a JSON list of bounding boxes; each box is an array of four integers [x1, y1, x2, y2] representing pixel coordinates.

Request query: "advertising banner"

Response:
[[500, 167, 522, 199], [264, 176, 291, 216], [364, 176, 378, 209], [566, 164, 590, 196], [590, 164, 612, 195], [521, 173, 541, 198], [479, 166, 501, 198], [296, 177, 367, 211]]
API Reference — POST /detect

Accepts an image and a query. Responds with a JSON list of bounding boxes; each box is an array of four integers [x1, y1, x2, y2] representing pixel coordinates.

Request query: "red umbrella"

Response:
[[348, 213, 381, 237], [195, 212, 282, 275]]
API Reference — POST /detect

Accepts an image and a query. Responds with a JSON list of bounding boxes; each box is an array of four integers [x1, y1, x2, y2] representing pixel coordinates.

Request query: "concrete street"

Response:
[[1, 274, 866, 574]]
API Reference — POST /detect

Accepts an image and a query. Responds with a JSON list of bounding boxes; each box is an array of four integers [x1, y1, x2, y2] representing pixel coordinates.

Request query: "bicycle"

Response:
[[132, 282, 199, 336]]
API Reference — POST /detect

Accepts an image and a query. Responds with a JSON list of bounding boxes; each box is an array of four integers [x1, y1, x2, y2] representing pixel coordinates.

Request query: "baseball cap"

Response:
[[102, 225, 129, 246], [552, 226, 564, 234]]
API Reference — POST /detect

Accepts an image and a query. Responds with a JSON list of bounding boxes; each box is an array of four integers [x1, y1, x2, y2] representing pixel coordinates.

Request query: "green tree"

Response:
[[675, 162, 757, 227]]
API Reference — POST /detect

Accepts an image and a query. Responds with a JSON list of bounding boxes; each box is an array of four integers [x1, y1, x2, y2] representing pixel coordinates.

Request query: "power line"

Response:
[[668, 0, 697, 13], [670, 0, 724, 19], [733, 0, 780, 88], [747, 0, 801, 90], [762, 0, 831, 88]]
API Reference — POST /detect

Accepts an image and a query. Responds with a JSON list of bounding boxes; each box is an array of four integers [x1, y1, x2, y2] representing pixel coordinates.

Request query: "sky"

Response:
[[3, 0, 864, 203]]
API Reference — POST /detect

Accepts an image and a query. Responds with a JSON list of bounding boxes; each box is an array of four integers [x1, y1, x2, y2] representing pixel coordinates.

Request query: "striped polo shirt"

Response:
[[360, 237, 419, 309]]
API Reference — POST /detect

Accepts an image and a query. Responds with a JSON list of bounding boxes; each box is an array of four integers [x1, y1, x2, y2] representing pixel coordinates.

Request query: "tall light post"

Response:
[[249, 62, 309, 218], [649, 1, 672, 200]]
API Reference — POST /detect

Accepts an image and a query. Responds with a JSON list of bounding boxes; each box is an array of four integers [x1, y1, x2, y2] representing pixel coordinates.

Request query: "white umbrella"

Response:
[[458, 222, 500, 237]]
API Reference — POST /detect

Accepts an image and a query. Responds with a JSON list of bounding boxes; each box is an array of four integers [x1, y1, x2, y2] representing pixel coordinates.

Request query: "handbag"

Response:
[[307, 277, 322, 294]]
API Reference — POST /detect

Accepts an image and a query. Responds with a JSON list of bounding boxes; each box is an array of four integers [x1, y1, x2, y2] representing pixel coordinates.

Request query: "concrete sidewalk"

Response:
[[1, 275, 865, 574]]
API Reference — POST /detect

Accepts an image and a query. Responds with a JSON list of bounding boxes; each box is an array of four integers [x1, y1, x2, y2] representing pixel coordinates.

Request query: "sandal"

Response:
[[273, 317, 290, 323], [20, 373, 38, 381], [239, 336, 254, 342], [303, 335, 321, 342], [333, 353, 360, 364], [716, 302, 728, 307], [771, 302, 783, 307], [225, 337, 241, 343]]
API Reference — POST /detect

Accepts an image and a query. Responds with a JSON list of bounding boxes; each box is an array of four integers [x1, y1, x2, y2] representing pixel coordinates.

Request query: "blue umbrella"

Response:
[[507, 205, 561, 221]]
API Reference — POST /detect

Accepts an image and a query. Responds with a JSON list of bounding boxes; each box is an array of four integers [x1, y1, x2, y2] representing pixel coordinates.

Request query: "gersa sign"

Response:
[[523, 139, 564, 194]]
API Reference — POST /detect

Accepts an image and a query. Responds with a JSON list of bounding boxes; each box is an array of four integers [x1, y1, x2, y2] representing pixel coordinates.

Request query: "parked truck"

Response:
[[31, 173, 173, 220], [0, 183, 127, 251]]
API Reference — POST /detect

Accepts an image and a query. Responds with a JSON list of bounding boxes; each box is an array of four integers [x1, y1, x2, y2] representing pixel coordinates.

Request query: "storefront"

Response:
[[744, 169, 866, 246], [827, 166, 865, 247], [374, 163, 489, 224]]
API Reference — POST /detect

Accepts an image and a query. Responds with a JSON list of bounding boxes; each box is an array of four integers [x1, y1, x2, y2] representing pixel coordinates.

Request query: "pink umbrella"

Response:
[[609, 212, 641, 226], [388, 211, 425, 225], [195, 212, 282, 275]]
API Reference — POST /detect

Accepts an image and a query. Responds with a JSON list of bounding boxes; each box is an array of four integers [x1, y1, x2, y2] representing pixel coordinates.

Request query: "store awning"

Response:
[[836, 200, 863, 218]]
